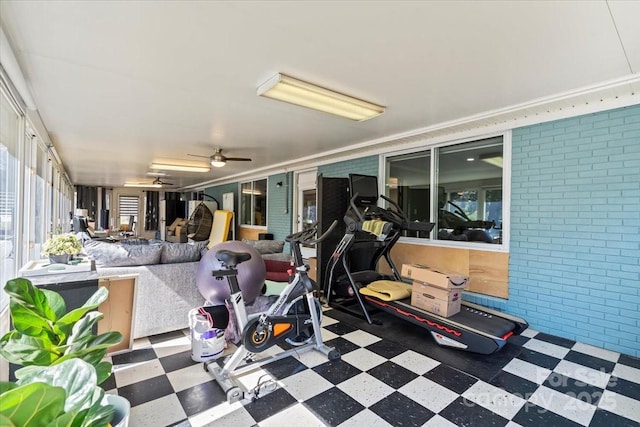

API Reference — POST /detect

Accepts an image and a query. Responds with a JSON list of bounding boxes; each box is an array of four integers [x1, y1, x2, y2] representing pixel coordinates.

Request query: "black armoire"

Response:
[[316, 175, 349, 296]]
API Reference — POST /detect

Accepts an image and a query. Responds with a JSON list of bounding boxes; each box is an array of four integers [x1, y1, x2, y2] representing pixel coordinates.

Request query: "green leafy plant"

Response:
[[0, 359, 114, 426], [41, 233, 83, 256], [0, 277, 123, 384], [0, 277, 126, 426]]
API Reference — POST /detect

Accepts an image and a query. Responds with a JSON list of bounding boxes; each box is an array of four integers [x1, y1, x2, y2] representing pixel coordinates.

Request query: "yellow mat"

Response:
[[359, 280, 412, 301], [362, 220, 387, 236]]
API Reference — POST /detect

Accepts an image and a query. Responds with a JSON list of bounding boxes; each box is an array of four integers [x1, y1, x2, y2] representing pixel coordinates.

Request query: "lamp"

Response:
[[479, 153, 503, 168], [150, 163, 210, 173], [210, 159, 226, 168], [257, 73, 385, 121]]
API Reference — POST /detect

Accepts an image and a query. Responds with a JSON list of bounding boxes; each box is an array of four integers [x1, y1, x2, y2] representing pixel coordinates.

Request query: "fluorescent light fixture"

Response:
[[150, 163, 210, 173], [257, 73, 385, 121], [124, 183, 162, 188], [480, 153, 503, 168]]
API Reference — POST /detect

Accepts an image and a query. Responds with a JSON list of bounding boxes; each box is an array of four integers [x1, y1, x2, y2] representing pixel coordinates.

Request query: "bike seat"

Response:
[[216, 250, 252, 268]]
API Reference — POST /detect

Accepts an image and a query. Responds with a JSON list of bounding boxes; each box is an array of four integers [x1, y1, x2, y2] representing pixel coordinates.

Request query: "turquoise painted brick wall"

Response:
[[205, 183, 237, 212], [204, 182, 239, 237], [267, 172, 293, 243], [318, 155, 378, 178], [510, 104, 640, 356], [204, 174, 293, 245]]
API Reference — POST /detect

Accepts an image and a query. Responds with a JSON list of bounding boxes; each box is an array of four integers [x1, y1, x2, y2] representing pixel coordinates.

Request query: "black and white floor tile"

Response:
[[102, 310, 640, 427]]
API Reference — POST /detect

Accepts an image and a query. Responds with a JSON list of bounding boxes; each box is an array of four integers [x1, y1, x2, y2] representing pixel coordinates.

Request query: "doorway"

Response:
[[294, 169, 317, 259]]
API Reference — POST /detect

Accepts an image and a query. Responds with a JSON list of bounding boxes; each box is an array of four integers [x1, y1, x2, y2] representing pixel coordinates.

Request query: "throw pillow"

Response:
[[160, 241, 208, 264], [85, 241, 163, 267], [241, 239, 284, 255]]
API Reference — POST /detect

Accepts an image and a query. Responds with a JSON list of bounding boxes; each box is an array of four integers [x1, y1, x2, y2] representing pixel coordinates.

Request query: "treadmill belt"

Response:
[[383, 298, 516, 338]]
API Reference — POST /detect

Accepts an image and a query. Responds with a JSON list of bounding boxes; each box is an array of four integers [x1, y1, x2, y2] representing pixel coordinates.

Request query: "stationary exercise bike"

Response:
[[205, 221, 340, 403]]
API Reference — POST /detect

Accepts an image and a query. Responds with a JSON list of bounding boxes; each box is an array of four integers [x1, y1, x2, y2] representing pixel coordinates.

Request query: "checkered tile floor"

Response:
[[102, 310, 640, 427]]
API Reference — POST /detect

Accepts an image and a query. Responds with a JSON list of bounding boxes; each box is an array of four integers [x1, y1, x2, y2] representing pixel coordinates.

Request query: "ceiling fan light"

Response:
[[211, 160, 226, 168], [257, 73, 385, 121], [150, 163, 210, 173]]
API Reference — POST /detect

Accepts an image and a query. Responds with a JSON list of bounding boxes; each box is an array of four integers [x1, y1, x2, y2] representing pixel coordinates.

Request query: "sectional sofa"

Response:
[[84, 239, 291, 338]]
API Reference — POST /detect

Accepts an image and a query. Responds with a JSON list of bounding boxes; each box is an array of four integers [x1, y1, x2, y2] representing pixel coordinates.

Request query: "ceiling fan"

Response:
[[188, 148, 252, 167], [124, 177, 174, 188], [151, 177, 174, 186]]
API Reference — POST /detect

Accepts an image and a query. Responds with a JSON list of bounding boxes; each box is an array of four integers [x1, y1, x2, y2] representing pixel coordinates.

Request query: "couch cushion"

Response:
[[262, 253, 294, 262], [241, 239, 284, 255], [85, 240, 163, 267], [264, 258, 292, 282], [160, 241, 208, 264]]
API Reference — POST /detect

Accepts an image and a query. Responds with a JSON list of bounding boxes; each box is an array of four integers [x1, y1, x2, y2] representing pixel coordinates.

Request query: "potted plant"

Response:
[[41, 233, 83, 264], [1, 358, 118, 426], [0, 277, 127, 426]]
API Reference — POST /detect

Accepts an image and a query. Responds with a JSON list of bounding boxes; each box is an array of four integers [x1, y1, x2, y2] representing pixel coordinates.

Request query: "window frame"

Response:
[[239, 177, 268, 228], [381, 131, 511, 252], [118, 194, 140, 230], [1, 80, 74, 313]]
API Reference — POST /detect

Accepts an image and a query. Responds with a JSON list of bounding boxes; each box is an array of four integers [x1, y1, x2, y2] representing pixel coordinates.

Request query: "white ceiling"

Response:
[[1, 1, 639, 190]]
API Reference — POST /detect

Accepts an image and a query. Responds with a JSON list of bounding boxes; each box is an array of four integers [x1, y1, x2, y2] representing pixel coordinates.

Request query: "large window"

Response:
[[240, 179, 267, 226], [1, 73, 74, 313], [1, 86, 21, 310], [118, 195, 139, 232], [385, 135, 506, 245], [385, 150, 431, 238]]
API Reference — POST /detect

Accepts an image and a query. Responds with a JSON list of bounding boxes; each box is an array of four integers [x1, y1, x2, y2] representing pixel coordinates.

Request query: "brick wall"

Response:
[[204, 174, 294, 245], [267, 172, 293, 243], [203, 111, 640, 356], [205, 183, 237, 212], [318, 155, 378, 178], [510, 104, 640, 356]]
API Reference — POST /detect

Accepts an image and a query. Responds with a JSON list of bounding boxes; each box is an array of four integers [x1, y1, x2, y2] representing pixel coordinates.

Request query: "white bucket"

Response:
[[189, 308, 226, 362]]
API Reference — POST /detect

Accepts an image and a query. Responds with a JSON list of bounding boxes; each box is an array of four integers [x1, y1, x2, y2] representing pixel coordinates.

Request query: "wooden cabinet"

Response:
[[97, 275, 137, 354]]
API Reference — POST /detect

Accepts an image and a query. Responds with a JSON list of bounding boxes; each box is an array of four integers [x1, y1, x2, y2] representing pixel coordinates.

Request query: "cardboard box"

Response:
[[411, 281, 461, 317], [401, 263, 469, 290], [307, 257, 317, 282], [412, 281, 461, 303]]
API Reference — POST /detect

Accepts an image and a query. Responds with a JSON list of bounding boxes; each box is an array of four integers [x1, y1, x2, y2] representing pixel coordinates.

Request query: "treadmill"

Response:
[[325, 174, 528, 355]]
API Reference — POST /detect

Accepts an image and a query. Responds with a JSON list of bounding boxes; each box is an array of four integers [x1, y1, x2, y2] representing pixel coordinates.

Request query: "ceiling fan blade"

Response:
[[187, 153, 210, 159], [225, 157, 252, 162]]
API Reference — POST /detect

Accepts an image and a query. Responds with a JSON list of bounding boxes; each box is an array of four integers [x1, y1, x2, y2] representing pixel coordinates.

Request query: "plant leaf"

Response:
[[0, 414, 15, 426], [15, 359, 98, 414], [7, 300, 56, 340], [82, 388, 114, 426], [0, 382, 18, 394], [0, 382, 66, 427], [93, 361, 114, 385], [4, 278, 65, 320], [55, 287, 109, 334], [65, 312, 103, 347], [0, 334, 58, 366]]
